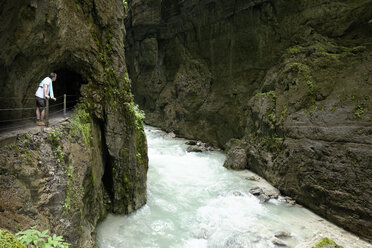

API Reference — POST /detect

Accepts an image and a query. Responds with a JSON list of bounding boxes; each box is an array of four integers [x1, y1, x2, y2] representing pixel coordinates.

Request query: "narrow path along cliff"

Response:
[[97, 126, 371, 248], [0, 111, 73, 147]]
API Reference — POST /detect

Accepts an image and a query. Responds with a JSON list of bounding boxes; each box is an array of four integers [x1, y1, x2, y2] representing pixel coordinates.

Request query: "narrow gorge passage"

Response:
[[97, 126, 370, 248]]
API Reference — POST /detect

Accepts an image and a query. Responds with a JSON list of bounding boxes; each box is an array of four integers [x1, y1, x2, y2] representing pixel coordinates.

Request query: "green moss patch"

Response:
[[70, 105, 92, 147], [255, 90, 288, 128], [0, 229, 26, 248], [315, 237, 344, 248]]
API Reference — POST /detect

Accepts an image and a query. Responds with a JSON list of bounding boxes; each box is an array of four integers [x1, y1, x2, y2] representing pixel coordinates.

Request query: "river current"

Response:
[[97, 126, 371, 248]]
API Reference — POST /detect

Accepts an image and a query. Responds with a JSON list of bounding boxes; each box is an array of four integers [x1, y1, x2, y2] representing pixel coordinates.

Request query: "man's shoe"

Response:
[[37, 121, 46, 126]]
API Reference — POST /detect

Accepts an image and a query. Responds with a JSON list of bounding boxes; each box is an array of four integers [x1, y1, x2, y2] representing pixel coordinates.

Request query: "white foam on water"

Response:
[[97, 126, 371, 248]]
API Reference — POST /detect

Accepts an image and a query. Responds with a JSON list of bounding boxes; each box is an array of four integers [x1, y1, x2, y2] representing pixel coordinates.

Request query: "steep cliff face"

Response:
[[0, 0, 148, 247], [125, 0, 372, 240], [0, 122, 104, 247], [0, 114, 148, 248]]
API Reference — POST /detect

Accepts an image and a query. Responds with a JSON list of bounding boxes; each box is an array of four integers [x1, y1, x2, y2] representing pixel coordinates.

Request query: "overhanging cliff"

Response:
[[0, 0, 148, 247]]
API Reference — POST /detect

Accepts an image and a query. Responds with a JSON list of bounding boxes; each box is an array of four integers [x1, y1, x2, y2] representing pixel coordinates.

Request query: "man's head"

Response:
[[49, 72, 57, 81]]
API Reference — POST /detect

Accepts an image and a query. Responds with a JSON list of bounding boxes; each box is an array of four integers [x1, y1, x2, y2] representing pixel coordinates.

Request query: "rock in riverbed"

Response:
[[186, 146, 204, 153], [272, 238, 288, 246], [186, 140, 215, 153], [245, 176, 261, 181], [274, 231, 291, 239], [249, 187, 281, 203], [249, 187, 264, 196], [185, 140, 197, 145]]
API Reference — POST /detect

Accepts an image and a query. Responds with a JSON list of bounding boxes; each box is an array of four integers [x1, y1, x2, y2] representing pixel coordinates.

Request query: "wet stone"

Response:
[[164, 131, 176, 138], [258, 194, 270, 203], [274, 231, 291, 238], [186, 146, 203, 153], [249, 187, 264, 196], [233, 191, 244, 197], [272, 238, 288, 246], [269, 193, 280, 199], [245, 176, 260, 181], [185, 140, 197, 145], [282, 196, 296, 205]]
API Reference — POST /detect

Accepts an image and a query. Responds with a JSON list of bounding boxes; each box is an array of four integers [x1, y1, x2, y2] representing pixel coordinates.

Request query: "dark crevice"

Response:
[[101, 121, 114, 208]]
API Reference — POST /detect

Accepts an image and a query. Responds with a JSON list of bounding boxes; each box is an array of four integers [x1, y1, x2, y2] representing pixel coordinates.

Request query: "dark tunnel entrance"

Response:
[[52, 68, 86, 111], [0, 68, 86, 132]]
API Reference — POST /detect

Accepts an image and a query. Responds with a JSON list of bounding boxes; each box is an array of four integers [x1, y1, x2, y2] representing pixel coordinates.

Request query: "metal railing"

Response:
[[0, 94, 78, 131]]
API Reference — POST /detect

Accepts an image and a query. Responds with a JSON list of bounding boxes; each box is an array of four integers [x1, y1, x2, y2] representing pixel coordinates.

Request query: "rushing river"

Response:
[[97, 126, 371, 248]]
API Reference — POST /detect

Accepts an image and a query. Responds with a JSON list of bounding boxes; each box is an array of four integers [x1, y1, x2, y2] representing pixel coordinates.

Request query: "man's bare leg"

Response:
[[41, 110, 45, 121], [36, 107, 40, 120]]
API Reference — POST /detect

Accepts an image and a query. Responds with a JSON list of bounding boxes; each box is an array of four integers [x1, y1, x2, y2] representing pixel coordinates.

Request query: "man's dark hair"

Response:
[[49, 72, 57, 79]]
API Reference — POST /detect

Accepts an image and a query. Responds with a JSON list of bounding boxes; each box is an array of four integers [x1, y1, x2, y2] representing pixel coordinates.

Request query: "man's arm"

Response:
[[44, 84, 49, 99], [50, 82, 56, 101]]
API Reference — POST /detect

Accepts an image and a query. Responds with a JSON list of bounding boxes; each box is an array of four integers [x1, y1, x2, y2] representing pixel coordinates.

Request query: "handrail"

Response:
[[0, 94, 78, 100], [0, 107, 74, 131], [0, 94, 78, 128]]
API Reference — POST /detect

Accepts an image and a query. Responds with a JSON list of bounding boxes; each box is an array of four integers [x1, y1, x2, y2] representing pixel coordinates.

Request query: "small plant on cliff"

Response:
[[47, 130, 62, 148], [54, 146, 65, 164], [15, 227, 69, 248], [126, 101, 145, 126], [123, 0, 128, 17], [70, 105, 92, 146], [352, 94, 370, 120]]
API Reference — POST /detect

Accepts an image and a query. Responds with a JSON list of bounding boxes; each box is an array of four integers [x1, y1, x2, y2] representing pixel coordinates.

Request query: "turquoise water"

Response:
[[97, 126, 371, 248]]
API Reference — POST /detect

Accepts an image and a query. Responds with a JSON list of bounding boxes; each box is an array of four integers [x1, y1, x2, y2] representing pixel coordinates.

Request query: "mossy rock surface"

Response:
[[0, 229, 26, 248], [316, 237, 344, 248]]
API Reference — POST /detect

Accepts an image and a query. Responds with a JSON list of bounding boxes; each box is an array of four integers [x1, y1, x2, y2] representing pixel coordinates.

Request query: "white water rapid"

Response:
[[97, 126, 371, 248]]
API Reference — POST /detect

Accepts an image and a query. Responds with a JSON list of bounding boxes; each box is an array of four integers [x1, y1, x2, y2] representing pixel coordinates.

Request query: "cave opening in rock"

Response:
[[52, 68, 86, 110]]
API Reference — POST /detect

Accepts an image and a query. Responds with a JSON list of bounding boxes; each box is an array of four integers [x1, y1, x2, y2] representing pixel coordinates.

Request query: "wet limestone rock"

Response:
[[125, 0, 372, 239]]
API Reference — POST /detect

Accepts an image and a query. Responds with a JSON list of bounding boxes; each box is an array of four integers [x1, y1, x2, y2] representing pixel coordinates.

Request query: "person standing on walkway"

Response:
[[35, 72, 57, 126]]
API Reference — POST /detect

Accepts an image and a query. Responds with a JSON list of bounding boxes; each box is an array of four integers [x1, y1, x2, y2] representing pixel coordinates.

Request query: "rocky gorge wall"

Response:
[[125, 0, 372, 240], [0, 0, 148, 247]]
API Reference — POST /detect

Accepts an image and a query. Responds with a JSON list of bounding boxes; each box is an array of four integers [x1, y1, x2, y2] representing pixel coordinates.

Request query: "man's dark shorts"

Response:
[[35, 96, 45, 110]]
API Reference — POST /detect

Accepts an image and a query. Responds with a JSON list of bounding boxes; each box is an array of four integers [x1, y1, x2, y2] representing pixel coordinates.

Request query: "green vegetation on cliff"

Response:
[[16, 228, 69, 248], [0, 229, 25, 248], [315, 237, 344, 248], [70, 105, 92, 146]]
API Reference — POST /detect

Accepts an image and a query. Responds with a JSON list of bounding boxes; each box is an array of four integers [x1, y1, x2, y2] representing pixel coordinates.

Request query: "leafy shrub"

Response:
[[47, 130, 62, 148], [16, 227, 69, 248]]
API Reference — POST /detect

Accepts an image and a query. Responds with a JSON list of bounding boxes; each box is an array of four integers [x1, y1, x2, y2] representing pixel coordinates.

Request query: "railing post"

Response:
[[64, 94, 66, 117], [46, 98, 49, 127]]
